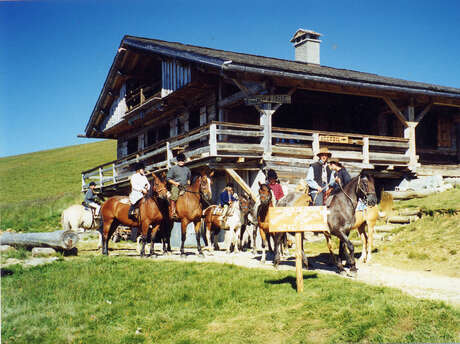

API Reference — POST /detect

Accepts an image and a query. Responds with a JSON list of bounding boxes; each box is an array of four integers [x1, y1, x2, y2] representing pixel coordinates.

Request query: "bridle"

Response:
[[338, 175, 370, 207], [259, 184, 272, 205]]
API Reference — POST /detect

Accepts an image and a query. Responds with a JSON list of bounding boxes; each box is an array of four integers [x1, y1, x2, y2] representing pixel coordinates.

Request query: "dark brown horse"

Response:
[[326, 173, 377, 275], [171, 172, 212, 256], [239, 193, 257, 251], [99, 173, 168, 256]]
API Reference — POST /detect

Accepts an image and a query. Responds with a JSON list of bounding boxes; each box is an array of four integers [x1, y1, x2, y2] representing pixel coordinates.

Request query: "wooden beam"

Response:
[[383, 97, 408, 127], [231, 78, 264, 114], [225, 168, 258, 202], [415, 103, 433, 123], [218, 82, 266, 107]]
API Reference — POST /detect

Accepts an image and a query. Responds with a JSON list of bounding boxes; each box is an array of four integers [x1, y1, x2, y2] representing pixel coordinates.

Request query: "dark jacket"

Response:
[[331, 168, 352, 195], [220, 190, 236, 206], [311, 161, 332, 188]]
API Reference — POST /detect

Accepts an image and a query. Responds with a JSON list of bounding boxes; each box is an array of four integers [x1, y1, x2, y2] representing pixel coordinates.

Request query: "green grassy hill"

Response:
[[0, 140, 116, 232]]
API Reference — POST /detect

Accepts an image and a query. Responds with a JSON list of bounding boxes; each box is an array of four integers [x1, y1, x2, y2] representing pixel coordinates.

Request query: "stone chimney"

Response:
[[290, 29, 322, 64]]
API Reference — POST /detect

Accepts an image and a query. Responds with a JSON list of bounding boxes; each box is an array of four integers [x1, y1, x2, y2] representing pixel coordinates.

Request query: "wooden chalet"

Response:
[[81, 29, 460, 200]]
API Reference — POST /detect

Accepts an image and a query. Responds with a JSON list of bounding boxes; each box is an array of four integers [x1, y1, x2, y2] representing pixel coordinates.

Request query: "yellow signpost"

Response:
[[269, 206, 329, 293]]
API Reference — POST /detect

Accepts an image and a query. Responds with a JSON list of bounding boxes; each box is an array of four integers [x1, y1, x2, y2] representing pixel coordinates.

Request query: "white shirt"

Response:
[[129, 173, 150, 204]]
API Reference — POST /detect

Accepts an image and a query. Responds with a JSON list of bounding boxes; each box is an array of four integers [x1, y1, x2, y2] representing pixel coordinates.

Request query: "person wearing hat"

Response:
[[167, 153, 191, 219], [266, 169, 284, 203], [306, 147, 335, 206], [128, 162, 150, 221], [84, 181, 101, 216], [219, 182, 237, 219], [329, 159, 351, 195]]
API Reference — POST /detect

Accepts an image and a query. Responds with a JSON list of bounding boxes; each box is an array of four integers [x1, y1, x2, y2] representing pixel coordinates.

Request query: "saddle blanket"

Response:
[[119, 198, 130, 205], [212, 206, 225, 216]]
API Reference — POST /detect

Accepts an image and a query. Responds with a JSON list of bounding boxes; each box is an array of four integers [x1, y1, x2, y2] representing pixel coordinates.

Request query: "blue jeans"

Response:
[[310, 191, 325, 206]]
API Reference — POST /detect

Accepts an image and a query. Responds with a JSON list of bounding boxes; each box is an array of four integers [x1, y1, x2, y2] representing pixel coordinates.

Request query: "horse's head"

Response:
[[356, 173, 377, 207], [151, 172, 168, 200], [258, 181, 272, 205], [239, 194, 250, 215], [199, 173, 213, 203]]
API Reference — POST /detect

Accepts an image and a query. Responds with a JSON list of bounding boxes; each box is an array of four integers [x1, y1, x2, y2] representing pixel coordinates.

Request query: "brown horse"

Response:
[[172, 173, 212, 256], [99, 173, 168, 256]]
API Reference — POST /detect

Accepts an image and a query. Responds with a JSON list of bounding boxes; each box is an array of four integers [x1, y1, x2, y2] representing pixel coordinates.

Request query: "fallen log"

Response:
[[398, 208, 421, 216], [0, 230, 79, 250], [387, 215, 419, 224]]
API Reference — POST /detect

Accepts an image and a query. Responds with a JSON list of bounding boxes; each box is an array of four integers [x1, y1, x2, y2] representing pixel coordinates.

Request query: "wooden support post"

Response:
[[98, 167, 103, 188], [363, 137, 370, 165], [295, 232, 304, 293], [209, 123, 217, 156], [404, 121, 418, 169], [407, 105, 415, 122], [260, 107, 274, 158], [112, 163, 117, 183], [140, 88, 145, 104], [225, 168, 258, 202], [312, 133, 320, 158], [415, 103, 433, 123], [383, 97, 408, 127], [166, 142, 173, 168]]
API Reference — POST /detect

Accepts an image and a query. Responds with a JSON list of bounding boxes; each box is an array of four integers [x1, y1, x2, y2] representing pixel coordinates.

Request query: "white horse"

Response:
[[61, 204, 102, 246]]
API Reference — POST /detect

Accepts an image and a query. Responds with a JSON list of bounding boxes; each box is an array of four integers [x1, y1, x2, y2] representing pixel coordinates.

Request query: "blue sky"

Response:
[[1, 0, 459, 157]]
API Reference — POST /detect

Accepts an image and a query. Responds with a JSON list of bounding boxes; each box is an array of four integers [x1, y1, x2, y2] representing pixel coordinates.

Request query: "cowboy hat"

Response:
[[317, 147, 332, 157]]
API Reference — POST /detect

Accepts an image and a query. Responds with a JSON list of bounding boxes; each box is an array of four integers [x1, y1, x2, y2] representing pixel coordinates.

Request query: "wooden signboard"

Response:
[[268, 206, 329, 293], [245, 94, 292, 105], [268, 206, 329, 233], [319, 135, 349, 144]]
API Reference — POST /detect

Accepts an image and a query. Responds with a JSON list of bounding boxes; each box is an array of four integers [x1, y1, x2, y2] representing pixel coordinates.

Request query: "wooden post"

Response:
[[404, 122, 418, 169], [166, 142, 173, 168], [260, 108, 274, 158], [225, 168, 258, 202], [363, 137, 370, 165], [209, 123, 217, 156], [312, 133, 320, 157], [98, 167, 103, 188], [112, 163, 117, 183], [295, 232, 304, 293]]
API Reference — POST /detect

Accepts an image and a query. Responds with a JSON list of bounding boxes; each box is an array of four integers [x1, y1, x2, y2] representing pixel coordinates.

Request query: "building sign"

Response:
[[269, 206, 329, 232], [245, 94, 292, 105], [319, 135, 349, 144]]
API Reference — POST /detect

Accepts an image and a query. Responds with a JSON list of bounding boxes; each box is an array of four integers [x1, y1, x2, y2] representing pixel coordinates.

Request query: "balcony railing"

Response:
[[81, 121, 411, 190]]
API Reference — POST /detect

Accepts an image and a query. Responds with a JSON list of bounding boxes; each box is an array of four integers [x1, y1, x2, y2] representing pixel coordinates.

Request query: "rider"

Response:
[[329, 159, 351, 195], [266, 169, 284, 203], [84, 181, 101, 216], [219, 183, 237, 221], [167, 153, 191, 219], [306, 147, 335, 206], [128, 162, 150, 221]]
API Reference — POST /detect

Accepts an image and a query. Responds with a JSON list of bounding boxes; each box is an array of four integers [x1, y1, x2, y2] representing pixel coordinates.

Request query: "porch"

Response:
[[81, 121, 413, 195]]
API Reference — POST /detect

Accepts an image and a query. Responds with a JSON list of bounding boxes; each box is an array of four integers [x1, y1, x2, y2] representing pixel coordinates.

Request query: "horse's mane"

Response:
[[191, 174, 201, 185]]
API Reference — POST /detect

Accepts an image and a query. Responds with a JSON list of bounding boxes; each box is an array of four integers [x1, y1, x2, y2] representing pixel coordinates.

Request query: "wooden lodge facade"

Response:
[[81, 30, 460, 199]]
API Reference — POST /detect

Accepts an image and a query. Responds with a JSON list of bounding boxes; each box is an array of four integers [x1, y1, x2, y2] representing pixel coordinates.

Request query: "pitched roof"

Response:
[[122, 35, 460, 97]]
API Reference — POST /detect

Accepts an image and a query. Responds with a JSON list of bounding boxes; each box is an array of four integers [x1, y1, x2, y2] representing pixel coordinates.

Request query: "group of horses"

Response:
[[62, 169, 379, 275]]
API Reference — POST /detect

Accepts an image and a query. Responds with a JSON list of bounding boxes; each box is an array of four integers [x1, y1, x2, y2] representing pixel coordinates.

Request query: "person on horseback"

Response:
[[128, 162, 150, 221], [84, 181, 101, 216], [306, 147, 335, 206], [329, 159, 351, 195], [167, 153, 191, 219], [266, 169, 284, 203]]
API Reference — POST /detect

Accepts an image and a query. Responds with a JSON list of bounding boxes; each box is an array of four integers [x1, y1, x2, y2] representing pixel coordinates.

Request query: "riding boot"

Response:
[[128, 204, 136, 221]]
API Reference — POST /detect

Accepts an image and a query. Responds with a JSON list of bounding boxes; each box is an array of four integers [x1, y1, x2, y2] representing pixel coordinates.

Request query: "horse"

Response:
[[256, 182, 294, 266], [61, 204, 100, 232], [203, 199, 241, 253], [171, 172, 212, 257], [99, 172, 168, 256], [326, 173, 378, 275], [239, 193, 257, 251]]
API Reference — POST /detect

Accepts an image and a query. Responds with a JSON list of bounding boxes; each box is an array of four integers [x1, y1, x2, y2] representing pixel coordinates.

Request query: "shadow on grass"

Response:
[[265, 273, 318, 290]]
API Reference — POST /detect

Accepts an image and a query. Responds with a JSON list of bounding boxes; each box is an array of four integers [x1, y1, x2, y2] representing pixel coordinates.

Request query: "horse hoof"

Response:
[[181, 253, 186, 258], [339, 270, 348, 276], [348, 270, 358, 278]]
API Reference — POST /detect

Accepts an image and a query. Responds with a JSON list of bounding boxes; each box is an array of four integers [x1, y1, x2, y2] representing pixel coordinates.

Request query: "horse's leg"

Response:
[[259, 227, 268, 264], [273, 233, 281, 268], [358, 223, 368, 263], [268, 233, 274, 253], [367, 218, 376, 262], [205, 222, 213, 253], [194, 220, 204, 256], [180, 219, 189, 257], [252, 225, 258, 255], [323, 231, 337, 266], [336, 228, 357, 273], [148, 224, 160, 258], [139, 221, 150, 258], [233, 225, 241, 253]]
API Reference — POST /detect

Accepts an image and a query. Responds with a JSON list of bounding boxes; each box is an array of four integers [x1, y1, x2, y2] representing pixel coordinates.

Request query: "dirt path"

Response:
[[141, 248, 460, 306]]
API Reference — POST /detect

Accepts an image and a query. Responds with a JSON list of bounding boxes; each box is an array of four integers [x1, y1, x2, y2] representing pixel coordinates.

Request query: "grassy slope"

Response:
[[0, 140, 116, 231], [371, 186, 460, 277], [2, 259, 459, 344]]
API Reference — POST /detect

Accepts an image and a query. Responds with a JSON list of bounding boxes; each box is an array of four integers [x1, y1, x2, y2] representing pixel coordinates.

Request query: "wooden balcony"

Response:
[[81, 121, 413, 193]]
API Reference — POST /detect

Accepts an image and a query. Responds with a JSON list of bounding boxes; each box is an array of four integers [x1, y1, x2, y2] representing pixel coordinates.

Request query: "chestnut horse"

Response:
[[172, 173, 212, 256], [99, 173, 168, 256]]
